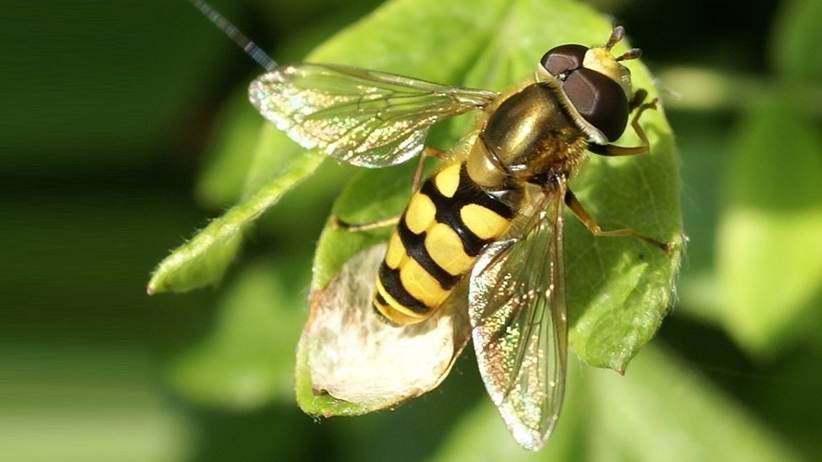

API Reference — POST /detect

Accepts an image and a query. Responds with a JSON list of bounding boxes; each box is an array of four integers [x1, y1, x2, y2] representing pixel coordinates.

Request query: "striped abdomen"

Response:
[[373, 162, 516, 325]]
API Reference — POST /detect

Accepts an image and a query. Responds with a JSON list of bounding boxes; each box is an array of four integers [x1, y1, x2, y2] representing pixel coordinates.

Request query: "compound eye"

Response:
[[540, 44, 588, 76], [563, 68, 629, 141]]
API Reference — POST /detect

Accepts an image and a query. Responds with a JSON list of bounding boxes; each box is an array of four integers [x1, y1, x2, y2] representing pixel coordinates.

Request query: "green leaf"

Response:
[[562, 86, 680, 371], [152, 0, 500, 293], [298, 242, 470, 416], [294, 0, 515, 416], [668, 119, 728, 324], [242, 126, 307, 198], [717, 94, 822, 354], [297, 0, 682, 419], [195, 90, 265, 209], [237, 117, 352, 245], [0, 346, 193, 462], [433, 347, 799, 462], [470, 4, 686, 373], [771, 0, 822, 82], [295, 325, 371, 417], [147, 149, 323, 294], [304, 0, 681, 406], [167, 258, 307, 408], [311, 163, 421, 291], [587, 347, 801, 462], [430, 361, 586, 462], [307, 0, 510, 79]]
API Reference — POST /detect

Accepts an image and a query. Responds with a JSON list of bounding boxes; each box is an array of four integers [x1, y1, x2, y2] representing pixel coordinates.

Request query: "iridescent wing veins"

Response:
[[249, 63, 498, 167], [468, 183, 568, 451]]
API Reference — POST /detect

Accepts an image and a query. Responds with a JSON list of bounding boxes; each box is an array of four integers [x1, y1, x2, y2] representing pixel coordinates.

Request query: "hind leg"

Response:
[[332, 147, 445, 233]]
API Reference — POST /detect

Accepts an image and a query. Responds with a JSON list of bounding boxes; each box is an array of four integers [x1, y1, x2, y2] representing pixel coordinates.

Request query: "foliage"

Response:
[[7, 0, 822, 461]]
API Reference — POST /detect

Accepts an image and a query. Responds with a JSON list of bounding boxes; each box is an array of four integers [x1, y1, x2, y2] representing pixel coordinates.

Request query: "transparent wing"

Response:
[[249, 63, 498, 167], [468, 184, 568, 451]]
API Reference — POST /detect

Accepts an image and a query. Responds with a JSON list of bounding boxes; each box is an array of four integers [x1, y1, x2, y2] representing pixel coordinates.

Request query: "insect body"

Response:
[[373, 81, 583, 325], [190, 0, 670, 450], [373, 161, 516, 324], [370, 33, 666, 327], [248, 29, 669, 451]]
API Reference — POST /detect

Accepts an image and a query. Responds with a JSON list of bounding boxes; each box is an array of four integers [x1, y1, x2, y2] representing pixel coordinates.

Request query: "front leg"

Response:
[[588, 89, 658, 157], [564, 188, 671, 253]]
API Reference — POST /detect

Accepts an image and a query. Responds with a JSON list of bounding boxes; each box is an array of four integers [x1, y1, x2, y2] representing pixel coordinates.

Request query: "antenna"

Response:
[[188, 0, 277, 72], [604, 25, 625, 51]]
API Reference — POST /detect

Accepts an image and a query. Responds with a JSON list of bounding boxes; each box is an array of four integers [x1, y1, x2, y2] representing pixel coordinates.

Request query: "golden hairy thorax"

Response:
[[373, 79, 590, 326], [467, 79, 590, 191]]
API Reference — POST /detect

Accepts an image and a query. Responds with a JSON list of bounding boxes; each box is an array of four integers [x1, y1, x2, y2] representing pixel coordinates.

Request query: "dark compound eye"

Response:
[[540, 44, 588, 76], [562, 68, 629, 141]]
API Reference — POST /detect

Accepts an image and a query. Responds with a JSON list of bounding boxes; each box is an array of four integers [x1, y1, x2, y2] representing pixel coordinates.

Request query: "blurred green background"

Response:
[[3, 0, 821, 461]]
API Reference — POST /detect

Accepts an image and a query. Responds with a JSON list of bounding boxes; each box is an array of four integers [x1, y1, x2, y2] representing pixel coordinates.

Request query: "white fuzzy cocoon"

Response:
[[304, 244, 469, 408]]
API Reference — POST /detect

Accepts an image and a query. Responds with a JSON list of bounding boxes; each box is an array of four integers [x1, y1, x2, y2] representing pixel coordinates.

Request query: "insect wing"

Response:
[[468, 187, 568, 451], [249, 63, 498, 167]]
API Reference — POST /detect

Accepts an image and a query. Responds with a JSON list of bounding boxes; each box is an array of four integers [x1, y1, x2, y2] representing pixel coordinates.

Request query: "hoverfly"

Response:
[[190, 0, 671, 451]]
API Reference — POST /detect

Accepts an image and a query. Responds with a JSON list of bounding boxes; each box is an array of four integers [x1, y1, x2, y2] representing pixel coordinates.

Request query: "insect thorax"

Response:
[[467, 82, 588, 190]]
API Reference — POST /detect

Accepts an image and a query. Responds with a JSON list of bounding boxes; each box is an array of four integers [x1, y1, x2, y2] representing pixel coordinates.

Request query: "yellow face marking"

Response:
[[404, 192, 436, 234], [459, 204, 511, 240], [375, 278, 427, 320], [400, 259, 449, 307], [583, 47, 632, 97], [425, 223, 475, 276], [384, 231, 405, 269], [434, 163, 461, 198]]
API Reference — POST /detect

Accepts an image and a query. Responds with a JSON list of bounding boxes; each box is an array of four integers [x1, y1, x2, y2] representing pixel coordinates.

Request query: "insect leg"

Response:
[[564, 189, 671, 253], [588, 93, 658, 157], [330, 147, 444, 233], [331, 215, 400, 232], [411, 147, 446, 193], [628, 88, 648, 112]]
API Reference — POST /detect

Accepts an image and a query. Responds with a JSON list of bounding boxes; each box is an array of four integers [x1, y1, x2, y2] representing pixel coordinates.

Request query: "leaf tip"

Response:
[[146, 273, 163, 296], [146, 264, 173, 295]]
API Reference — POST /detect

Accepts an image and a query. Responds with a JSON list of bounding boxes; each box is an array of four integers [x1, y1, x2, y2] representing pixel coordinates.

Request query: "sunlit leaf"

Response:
[[300, 0, 681, 415], [195, 90, 265, 209], [587, 347, 801, 462], [435, 346, 798, 462], [295, 0, 512, 416], [311, 163, 419, 291], [147, 148, 323, 294], [242, 126, 307, 198], [718, 95, 822, 354], [150, 0, 505, 293]]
